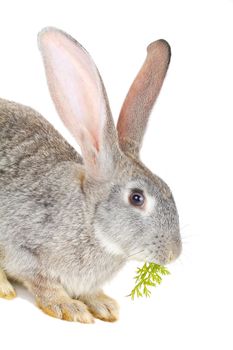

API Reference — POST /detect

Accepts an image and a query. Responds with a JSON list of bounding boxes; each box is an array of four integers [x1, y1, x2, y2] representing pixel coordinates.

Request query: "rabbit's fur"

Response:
[[0, 28, 182, 323]]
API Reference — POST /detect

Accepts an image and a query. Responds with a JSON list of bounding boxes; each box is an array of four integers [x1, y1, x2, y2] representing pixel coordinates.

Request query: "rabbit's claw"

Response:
[[36, 297, 95, 323], [79, 292, 119, 322]]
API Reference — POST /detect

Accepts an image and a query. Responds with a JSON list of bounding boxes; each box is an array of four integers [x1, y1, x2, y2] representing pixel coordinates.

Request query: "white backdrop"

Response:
[[0, 0, 233, 349]]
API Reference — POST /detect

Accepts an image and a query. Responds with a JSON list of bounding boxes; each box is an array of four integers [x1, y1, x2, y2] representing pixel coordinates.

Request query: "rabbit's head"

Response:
[[38, 28, 182, 265]]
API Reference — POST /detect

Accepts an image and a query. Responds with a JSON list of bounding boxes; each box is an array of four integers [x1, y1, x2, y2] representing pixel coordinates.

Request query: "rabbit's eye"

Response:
[[129, 191, 145, 207]]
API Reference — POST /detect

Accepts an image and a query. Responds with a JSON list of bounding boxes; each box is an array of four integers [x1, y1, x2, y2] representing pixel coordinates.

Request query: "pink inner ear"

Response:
[[39, 29, 106, 153]]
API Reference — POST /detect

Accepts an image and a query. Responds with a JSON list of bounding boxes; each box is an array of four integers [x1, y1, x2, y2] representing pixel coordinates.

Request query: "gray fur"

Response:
[[0, 99, 125, 296], [0, 29, 181, 305]]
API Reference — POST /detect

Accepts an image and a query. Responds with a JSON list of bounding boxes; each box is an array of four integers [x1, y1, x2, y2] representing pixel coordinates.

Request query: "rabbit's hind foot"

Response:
[[0, 268, 16, 300], [36, 297, 94, 323]]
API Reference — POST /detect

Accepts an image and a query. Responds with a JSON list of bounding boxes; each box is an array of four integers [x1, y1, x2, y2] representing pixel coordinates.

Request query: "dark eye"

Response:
[[129, 191, 145, 207]]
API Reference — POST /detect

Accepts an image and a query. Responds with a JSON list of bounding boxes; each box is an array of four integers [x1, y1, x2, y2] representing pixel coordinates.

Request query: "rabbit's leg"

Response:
[[0, 267, 16, 300], [79, 291, 119, 322], [25, 275, 94, 323]]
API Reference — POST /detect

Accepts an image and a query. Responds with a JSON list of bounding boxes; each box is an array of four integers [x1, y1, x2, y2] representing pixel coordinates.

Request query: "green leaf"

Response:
[[129, 262, 170, 299]]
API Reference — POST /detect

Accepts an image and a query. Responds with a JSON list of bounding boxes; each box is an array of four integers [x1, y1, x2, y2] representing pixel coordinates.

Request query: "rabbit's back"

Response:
[[0, 98, 83, 181], [0, 99, 87, 272]]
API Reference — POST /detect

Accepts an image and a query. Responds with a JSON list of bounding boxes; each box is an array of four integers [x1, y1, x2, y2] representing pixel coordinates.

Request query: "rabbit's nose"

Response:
[[167, 237, 182, 263]]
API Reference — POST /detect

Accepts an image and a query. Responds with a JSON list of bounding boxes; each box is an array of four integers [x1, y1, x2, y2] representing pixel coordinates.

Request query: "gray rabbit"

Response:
[[0, 27, 182, 323]]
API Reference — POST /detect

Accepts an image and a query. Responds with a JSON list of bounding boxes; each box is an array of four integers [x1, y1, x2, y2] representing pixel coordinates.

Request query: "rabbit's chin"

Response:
[[127, 252, 161, 264], [143, 254, 170, 266], [148, 258, 168, 266]]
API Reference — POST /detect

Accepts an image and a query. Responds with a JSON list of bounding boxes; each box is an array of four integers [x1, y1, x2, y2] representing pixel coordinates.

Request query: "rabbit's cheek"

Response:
[[94, 225, 125, 257]]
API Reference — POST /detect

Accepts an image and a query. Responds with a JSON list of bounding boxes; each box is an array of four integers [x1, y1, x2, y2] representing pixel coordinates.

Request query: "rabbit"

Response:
[[0, 27, 182, 323]]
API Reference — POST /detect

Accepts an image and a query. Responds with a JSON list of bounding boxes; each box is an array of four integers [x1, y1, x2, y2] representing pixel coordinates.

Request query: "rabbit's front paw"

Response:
[[0, 268, 16, 300], [36, 297, 94, 323], [79, 292, 119, 322]]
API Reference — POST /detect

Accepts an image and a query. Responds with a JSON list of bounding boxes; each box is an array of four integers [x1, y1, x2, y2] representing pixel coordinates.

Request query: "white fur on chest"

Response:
[[48, 253, 124, 298], [58, 270, 100, 297]]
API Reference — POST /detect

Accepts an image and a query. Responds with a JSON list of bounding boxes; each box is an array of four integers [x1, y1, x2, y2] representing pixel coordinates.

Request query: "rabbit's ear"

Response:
[[38, 27, 119, 181], [117, 40, 171, 157]]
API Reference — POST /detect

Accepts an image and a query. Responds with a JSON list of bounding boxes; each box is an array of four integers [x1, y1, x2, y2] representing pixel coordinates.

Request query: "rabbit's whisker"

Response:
[[180, 224, 190, 231], [126, 250, 145, 260]]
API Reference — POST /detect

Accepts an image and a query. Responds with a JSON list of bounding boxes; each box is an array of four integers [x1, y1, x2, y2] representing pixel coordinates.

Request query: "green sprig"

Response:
[[130, 262, 170, 300]]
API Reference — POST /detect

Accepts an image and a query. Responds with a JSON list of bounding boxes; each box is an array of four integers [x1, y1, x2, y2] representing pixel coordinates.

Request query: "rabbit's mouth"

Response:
[[148, 243, 182, 265], [126, 249, 171, 265], [126, 239, 182, 265], [147, 255, 172, 266]]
